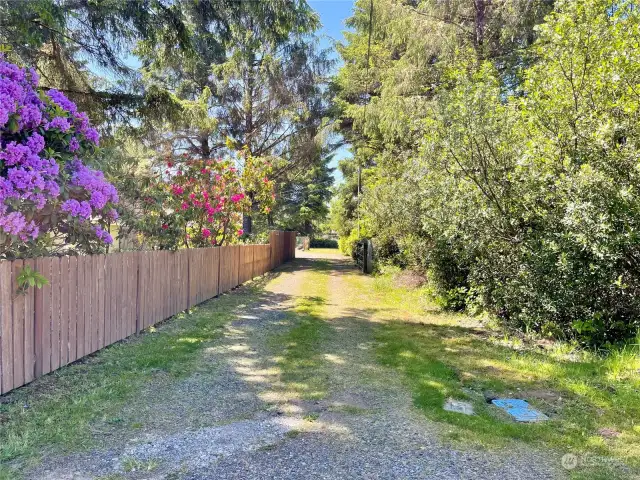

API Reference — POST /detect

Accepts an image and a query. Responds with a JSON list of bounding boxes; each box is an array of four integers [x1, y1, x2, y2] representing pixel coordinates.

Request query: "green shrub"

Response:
[[310, 238, 338, 248], [338, 230, 360, 257], [333, 0, 640, 346]]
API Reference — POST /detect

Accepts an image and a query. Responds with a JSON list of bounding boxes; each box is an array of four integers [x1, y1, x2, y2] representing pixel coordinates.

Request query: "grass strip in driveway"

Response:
[[0, 279, 270, 480], [268, 261, 332, 401]]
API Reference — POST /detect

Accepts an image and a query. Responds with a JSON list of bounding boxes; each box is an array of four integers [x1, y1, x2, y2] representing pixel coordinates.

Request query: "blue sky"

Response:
[[309, 0, 354, 59], [308, 0, 356, 184]]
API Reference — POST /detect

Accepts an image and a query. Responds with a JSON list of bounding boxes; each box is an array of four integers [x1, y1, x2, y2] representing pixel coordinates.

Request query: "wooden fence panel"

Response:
[[160, 251, 168, 321], [233, 246, 240, 288], [170, 252, 176, 316], [50, 258, 61, 370], [204, 248, 220, 300], [0, 261, 12, 394], [11, 260, 25, 388], [105, 253, 114, 341], [34, 257, 47, 377], [87, 256, 96, 355], [76, 257, 86, 360], [82, 256, 92, 356], [264, 245, 271, 275], [23, 259, 35, 383], [0, 231, 294, 395], [188, 249, 198, 306], [239, 246, 251, 284], [155, 252, 162, 323], [126, 252, 136, 335], [116, 253, 126, 340], [92, 254, 101, 353], [117, 252, 126, 340], [141, 251, 150, 329], [104, 254, 113, 346], [152, 251, 159, 326], [68, 256, 78, 364], [59, 257, 69, 367], [218, 246, 232, 294]]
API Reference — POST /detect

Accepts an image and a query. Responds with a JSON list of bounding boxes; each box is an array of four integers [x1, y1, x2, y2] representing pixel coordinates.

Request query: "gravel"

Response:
[[26, 253, 567, 480]]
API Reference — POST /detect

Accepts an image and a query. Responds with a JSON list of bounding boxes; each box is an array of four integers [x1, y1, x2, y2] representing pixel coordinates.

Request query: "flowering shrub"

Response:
[[0, 56, 118, 257], [118, 151, 274, 249]]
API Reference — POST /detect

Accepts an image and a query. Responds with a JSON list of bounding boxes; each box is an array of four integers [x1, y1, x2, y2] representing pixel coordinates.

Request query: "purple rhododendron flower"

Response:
[[0, 211, 38, 240], [84, 127, 100, 145], [94, 226, 113, 244], [18, 104, 42, 129], [47, 89, 77, 114], [47, 116, 71, 132], [26, 132, 45, 154], [68, 137, 80, 152], [0, 56, 118, 246], [61, 199, 92, 219], [0, 142, 29, 166]]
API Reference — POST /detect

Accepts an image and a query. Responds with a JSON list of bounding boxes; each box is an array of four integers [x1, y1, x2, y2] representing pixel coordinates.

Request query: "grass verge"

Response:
[[0, 280, 270, 479], [308, 248, 345, 256], [347, 271, 640, 479]]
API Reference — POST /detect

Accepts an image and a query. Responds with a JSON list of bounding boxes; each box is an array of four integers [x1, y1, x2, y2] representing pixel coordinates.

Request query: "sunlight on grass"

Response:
[[268, 264, 332, 401], [0, 283, 268, 479], [308, 248, 344, 255], [344, 270, 640, 478]]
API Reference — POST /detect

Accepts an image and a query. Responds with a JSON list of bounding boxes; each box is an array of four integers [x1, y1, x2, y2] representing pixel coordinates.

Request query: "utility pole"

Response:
[[357, 164, 361, 238], [357, 0, 373, 240]]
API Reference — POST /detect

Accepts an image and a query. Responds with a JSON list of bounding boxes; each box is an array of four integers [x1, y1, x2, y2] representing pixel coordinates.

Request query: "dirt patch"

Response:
[[392, 269, 427, 289], [598, 427, 622, 439]]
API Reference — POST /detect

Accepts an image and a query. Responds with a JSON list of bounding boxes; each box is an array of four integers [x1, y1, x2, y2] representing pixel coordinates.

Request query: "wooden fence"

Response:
[[0, 231, 296, 395]]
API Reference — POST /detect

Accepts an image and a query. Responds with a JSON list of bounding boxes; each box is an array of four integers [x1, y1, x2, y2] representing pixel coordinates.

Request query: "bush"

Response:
[[338, 230, 360, 257], [425, 239, 470, 312], [372, 236, 401, 264], [334, 0, 640, 346], [0, 56, 118, 257], [117, 150, 274, 249], [310, 238, 338, 248]]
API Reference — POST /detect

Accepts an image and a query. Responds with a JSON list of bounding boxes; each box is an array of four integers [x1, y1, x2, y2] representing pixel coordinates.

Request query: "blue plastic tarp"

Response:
[[491, 398, 549, 422]]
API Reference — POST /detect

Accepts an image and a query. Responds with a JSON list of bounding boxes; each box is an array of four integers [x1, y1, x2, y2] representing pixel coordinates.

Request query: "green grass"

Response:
[[121, 457, 159, 473], [269, 262, 332, 400], [308, 248, 344, 255], [0, 282, 267, 479], [303, 412, 320, 422], [346, 272, 640, 479]]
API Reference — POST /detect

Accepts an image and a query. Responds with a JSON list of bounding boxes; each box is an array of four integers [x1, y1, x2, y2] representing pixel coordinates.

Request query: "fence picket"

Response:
[[76, 257, 86, 360], [68, 256, 78, 364], [0, 261, 12, 393], [11, 260, 25, 388]]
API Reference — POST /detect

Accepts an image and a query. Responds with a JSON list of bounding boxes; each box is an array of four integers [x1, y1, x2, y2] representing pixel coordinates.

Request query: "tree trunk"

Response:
[[242, 214, 252, 235], [241, 45, 256, 234], [200, 134, 210, 158], [474, 0, 488, 56], [242, 192, 256, 235]]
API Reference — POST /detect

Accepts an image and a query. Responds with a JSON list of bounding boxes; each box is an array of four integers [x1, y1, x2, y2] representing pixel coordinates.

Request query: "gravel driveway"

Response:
[[27, 252, 566, 480]]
